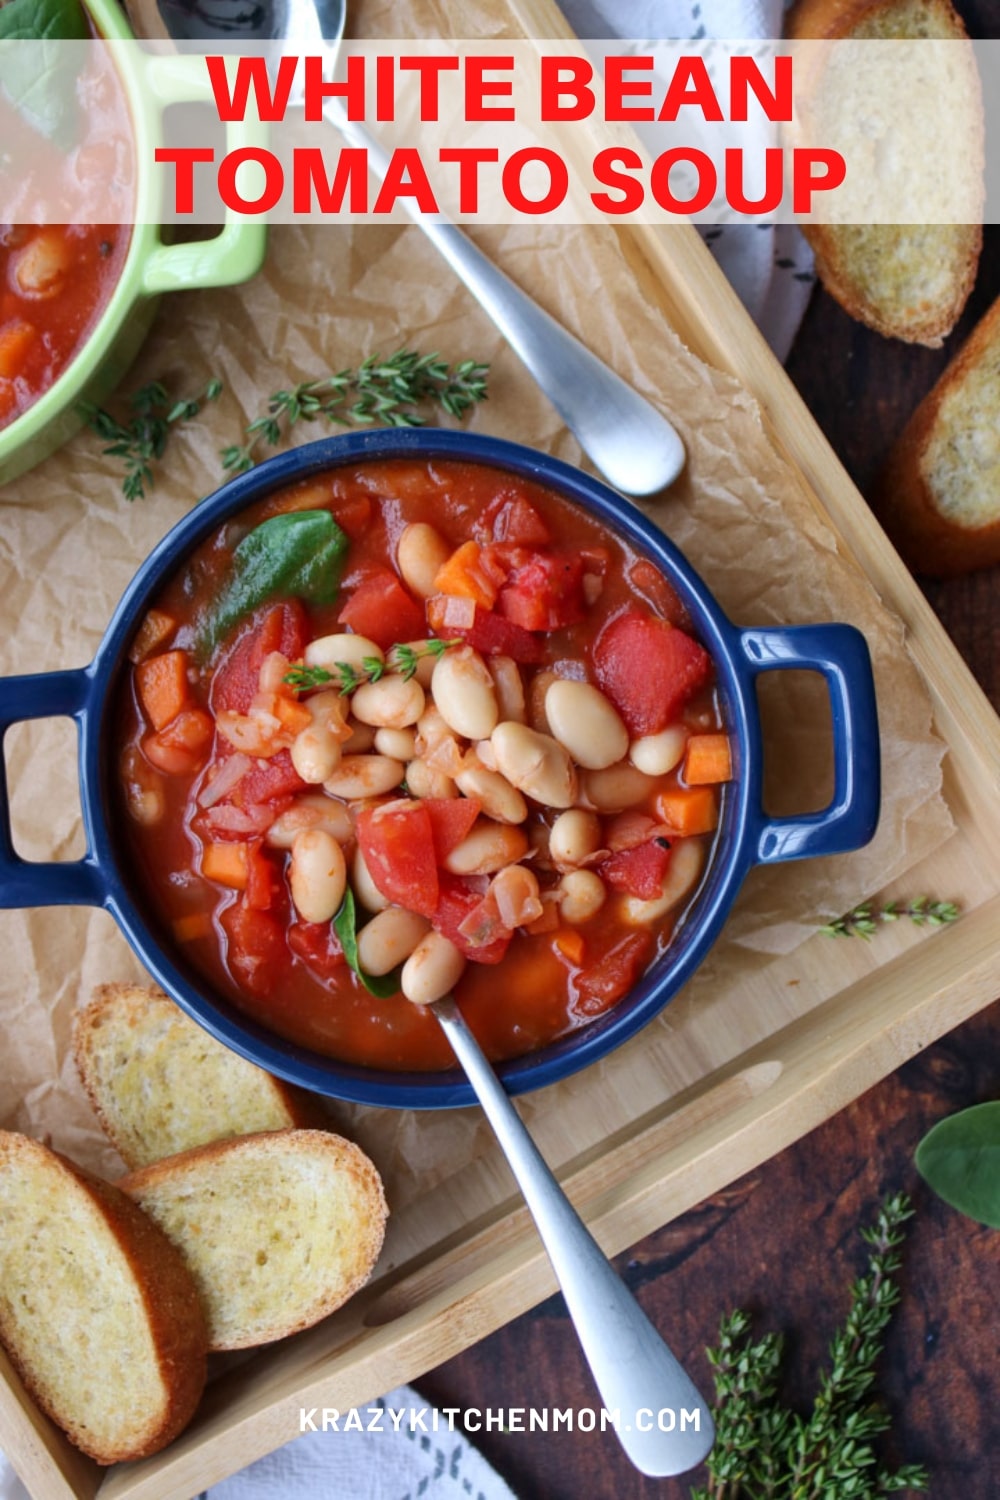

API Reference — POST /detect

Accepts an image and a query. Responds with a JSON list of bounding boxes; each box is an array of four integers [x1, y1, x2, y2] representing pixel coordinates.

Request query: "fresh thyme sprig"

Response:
[[820, 898, 960, 941], [221, 349, 490, 473], [284, 638, 458, 696], [691, 1193, 927, 1500], [79, 378, 223, 501]]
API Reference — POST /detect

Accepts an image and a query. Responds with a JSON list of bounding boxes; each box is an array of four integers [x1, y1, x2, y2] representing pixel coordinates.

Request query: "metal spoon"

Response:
[[150, 0, 687, 495], [431, 994, 714, 1477]]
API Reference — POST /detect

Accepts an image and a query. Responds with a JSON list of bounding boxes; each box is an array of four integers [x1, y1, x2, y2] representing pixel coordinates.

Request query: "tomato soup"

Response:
[[114, 460, 732, 1071], [0, 225, 129, 427]]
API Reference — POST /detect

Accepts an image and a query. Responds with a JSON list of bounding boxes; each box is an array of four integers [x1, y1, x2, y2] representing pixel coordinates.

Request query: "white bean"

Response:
[[265, 794, 353, 849], [353, 845, 390, 913], [431, 646, 498, 741], [374, 726, 417, 761], [549, 809, 602, 868], [120, 745, 164, 826], [545, 679, 628, 771], [357, 907, 431, 976], [491, 721, 577, 809], [444, 819, 530, 875], [291, 693, 345, 783], [630, 725, 687, 777], [14, 229, 70, 298], [405, 757, 458, 800], [342, 718, 377, 754], [396, 523, 451, 599], [487, 655, 526, 723], [527, 670, 559, 734], [558, 869, 606, 924], [621, 839, 705, 924], [580, 762, 660, 813], [304, 633, 383, 678], [350, 674, 425, 729], [323, 755, 404, 800], [401, 931, 467, 1005], [289, 830, 346, 925], [454, 765, 528, 824]]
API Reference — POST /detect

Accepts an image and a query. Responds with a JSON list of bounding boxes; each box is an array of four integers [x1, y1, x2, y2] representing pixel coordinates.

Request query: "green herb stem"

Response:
[[284, 638, 459, 696], [820, 899, 960, 941], [80, 377, 223, 501], [220, 349, 489, 473]]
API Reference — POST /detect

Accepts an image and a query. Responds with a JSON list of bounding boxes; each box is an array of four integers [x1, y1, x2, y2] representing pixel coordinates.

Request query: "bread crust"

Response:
[[73, 983, 320, 1169], [787, 0, 980, 346], [877, 297, 1000, 575], [121, 1129, 388, 1350], [0, 1132, 207, 1465]]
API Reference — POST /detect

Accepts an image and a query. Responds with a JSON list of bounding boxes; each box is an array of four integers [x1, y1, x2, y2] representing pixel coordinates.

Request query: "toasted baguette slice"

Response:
[[121, 1130, 388, 1351], [0, 1133, 207, 1464], [878, 296, 1000, 575], [73, 984, 318, 1169], [788, 0, 981, 346]]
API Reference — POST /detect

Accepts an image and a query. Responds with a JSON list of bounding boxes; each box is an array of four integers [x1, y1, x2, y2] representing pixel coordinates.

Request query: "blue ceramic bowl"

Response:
[[0, 431, 880, 1108]]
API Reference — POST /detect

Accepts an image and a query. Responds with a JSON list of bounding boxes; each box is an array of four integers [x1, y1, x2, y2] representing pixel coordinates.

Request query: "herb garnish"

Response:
[[79, 378, 223, 501], [691, 1193, 927, 1500], [284, 638, 458, 696], [197, 510, 349, 658], [820, 898, 960, 941], [220, 349, 490, 473], [333, 889, 401, 999], [916, 1101, 1000, 1229]]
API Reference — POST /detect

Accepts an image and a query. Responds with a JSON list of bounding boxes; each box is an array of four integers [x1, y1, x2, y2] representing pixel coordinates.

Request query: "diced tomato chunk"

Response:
[[433, 875, 511, 964], [496, 550, 587, 632], [338, 568, 426, 650], [211, 602, 308, 716], [245, 838, 281, 911], [592, 610, 712, 736], [424, 798, 482, 863], [356, 801, 439, 917], [288, 920, 346, 981], [455, 606, 544, 664], [574, 931, 653, 1017], [221, 900, 287, 997], [599, 838, 673, 900], [232, 750, 308, 808], [483, 492, 551, 546]]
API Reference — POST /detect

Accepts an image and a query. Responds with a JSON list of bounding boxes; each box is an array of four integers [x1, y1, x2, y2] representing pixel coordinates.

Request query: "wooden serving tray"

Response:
[[4, 11, 1000, 1500]]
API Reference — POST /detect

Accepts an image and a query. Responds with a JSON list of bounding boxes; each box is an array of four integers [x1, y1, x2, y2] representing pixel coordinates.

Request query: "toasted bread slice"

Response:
[[0, 1132, 207, 1465], [121, 1130, 388, 1351], [878, 296, 1000, 575], [788, 0, 981, 346], [73, 984, 318, 1169]]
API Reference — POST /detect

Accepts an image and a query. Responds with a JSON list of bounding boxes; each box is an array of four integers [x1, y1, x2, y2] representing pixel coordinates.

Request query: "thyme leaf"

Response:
[[284, 637, 458, 696], [820, 898, 960, 941], [79, 378, 222, 501]]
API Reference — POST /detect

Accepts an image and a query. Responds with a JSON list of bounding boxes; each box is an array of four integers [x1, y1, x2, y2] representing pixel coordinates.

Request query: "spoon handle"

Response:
[[325, 107, 685, 497], [432, 996, 714, 1478]]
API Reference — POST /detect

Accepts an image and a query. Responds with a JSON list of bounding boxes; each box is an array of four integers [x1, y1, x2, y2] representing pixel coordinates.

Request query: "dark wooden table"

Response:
[[415, 228, 1000, 1500]]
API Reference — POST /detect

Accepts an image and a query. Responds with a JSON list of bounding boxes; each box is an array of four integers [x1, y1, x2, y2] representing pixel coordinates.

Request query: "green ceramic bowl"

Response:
[[0, 0, 267, 485]]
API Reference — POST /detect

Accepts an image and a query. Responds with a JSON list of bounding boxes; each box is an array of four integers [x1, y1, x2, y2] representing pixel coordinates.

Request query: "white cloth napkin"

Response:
[[0, 5, 811, 1500]]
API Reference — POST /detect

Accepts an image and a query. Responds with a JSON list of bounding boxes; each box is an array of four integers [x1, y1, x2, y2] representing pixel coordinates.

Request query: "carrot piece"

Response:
[[201, 842, 249, 889], [683, 733, 732, 786], [135, 649, 190, 731], [173, 912, 214, 942], [273, 695, 314, 734], [128, 609, 178, 665], [0, 321, 36, 381], [524, 901, 561, 935], [432, 540, 499, 609], [553, 928, 586, 965], [654, 786, 719, 838]]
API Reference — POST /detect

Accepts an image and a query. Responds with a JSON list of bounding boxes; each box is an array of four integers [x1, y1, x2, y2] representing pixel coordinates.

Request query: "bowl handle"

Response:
[[738, 624, 881, 864], [137, 52, 268, 297], [0, 669, 107, 907]]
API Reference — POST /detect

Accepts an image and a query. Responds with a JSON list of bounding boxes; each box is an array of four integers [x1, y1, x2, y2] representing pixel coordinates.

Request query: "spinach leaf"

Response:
[[0, 0, 88, 148], [199, 509, 348, 657], [915, 1101, 1000, 1228], [334, 888, 402, 1000]]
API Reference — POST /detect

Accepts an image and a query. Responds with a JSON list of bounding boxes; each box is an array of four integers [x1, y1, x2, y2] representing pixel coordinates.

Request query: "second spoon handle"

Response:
[[431, 995, 714, 1478]]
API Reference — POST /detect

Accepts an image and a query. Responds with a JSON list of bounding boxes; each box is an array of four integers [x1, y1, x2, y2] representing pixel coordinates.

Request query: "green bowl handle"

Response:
[[137, 52, 268, 296]]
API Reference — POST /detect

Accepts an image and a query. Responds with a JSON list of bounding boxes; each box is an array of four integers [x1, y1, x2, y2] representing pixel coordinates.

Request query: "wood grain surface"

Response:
[[415, 222, 1000, 1500]]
